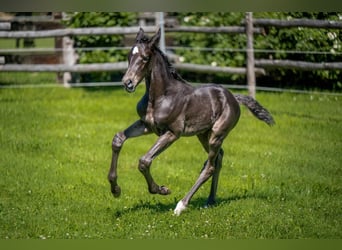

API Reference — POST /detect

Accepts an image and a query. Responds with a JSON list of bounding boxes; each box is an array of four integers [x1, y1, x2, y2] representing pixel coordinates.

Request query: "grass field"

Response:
[[0, 74, 341, 239], [0, 38, 55, 49]]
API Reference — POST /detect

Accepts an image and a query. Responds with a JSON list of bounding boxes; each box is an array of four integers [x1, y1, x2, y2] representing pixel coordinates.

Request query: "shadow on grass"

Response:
[[273, 110, 341, 123], [112, 192, 271, 219], [113, 199, 176, 219], [74, 85, 124, 93], [189, 192, 271, 209]]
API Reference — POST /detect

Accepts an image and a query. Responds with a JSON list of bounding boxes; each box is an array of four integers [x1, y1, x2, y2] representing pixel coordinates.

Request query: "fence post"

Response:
[[62, 36, 78, 87], [245, 12, 256, 98], [156, 12, 166, 53]]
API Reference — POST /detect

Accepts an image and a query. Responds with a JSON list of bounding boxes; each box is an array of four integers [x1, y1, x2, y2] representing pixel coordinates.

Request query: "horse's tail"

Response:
[[234, 94, 275, 126]]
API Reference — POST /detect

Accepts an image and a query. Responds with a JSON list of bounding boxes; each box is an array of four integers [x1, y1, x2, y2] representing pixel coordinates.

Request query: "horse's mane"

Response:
[[154, 46, 187, 83], [138, 35, 186, 83]]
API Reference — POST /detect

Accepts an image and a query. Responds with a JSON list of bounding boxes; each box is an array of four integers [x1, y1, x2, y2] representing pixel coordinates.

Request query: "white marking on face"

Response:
[[132, 46, 139, 55]]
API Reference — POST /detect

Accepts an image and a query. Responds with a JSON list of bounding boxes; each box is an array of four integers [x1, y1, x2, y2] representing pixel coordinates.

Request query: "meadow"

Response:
[[0, 73, 341, 239]]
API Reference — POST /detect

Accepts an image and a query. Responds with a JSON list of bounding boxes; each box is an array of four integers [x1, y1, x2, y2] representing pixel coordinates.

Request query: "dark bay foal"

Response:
[[108, 28, 274, 215]]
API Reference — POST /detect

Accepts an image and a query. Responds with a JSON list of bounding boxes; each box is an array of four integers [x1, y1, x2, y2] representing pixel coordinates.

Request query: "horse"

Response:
[[108, 28, 275, 216]]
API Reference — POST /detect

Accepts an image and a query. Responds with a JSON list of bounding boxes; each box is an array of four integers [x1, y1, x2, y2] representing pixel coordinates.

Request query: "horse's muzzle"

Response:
[[124, 79, 135, 93]]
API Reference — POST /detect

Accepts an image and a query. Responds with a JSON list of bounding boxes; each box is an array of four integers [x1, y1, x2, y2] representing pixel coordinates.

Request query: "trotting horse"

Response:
[[108, 28, 275, 215]]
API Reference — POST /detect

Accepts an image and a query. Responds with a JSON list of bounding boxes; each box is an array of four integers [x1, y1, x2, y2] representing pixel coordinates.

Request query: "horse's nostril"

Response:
[[127, 80, 133, 88], [124, 79, 135, 92]]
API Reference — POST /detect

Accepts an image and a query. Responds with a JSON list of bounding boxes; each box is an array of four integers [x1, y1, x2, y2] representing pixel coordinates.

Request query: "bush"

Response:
[[173, 12, 342, 90], [173, 13, 247, 83]]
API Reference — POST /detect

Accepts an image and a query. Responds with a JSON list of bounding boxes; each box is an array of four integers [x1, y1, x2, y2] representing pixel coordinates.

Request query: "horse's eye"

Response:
[[142, 56, 150, 62]]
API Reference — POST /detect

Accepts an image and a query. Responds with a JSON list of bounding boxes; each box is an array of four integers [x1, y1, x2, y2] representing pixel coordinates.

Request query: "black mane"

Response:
[[154, 46, 187, 83], [137, 33, 185, 83]]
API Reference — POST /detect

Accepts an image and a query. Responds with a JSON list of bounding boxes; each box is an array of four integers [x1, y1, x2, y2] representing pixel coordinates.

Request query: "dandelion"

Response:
[[39, 235, 46, 240]]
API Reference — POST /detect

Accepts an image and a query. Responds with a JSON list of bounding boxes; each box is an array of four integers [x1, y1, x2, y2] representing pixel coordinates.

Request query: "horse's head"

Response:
[[122, 28, 161, 93]]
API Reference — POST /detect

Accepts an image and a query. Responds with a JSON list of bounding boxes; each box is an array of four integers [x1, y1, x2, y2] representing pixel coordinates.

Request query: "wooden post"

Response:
[[0, 22, 11, 30], [55, 36, 63, 83], [156, 12, 166, 53], [62, 36, 78, 87], [245, 12, 256, 98]]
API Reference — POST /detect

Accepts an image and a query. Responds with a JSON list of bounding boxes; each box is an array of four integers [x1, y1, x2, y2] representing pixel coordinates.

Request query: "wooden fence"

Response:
[[1, 13, 342, 97]]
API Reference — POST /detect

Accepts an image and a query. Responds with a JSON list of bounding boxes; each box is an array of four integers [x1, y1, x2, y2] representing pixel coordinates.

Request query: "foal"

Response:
[[108, 28, 274, 215]]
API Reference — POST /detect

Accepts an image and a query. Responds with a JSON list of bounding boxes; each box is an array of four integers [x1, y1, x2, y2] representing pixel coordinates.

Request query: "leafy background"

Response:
[[65, 12, 342, 90], [65, 12, 137, 82]]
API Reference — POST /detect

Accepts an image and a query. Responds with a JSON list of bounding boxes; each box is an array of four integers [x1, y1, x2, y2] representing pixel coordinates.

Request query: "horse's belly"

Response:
[[182, 118, 212, 136]]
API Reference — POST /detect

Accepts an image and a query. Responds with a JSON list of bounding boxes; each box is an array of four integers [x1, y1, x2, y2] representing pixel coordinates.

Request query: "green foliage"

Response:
[[174, 12, 342, 90], [174, 13, 247, 82], [64, 12, 342, 89], [254, 12, 342, 90], [65, 12, 138, 82], [0, 76, 341, 238]]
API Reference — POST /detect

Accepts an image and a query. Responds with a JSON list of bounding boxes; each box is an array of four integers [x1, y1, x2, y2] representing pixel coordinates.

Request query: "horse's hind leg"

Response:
[[197, 133, 224, 207], [108, 120, 150, 197], [206, 148, 223, 206], [174, 132, 224, 215]]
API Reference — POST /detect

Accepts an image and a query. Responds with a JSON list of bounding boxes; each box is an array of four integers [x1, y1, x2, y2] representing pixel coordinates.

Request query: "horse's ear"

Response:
[[136, 28, 145, 43], [148, 28, 161, 48]]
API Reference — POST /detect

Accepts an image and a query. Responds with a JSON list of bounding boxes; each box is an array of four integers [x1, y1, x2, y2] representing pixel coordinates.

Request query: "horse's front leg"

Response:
[[139, 130, 178, 195], [108, 120, 150, 197]]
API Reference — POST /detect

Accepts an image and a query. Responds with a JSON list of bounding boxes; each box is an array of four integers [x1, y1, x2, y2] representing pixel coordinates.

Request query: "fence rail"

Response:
[[0, 62, 127, 72], [0, 26, 156, 38], [0, 62, 266, 75], [255, 59, 342, 70], [252, 18, 342, 29], [0, 25, 264, 39]]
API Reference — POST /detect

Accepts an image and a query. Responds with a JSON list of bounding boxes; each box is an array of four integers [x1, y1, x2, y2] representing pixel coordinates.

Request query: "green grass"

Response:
[[0, 38, 55, 49], [0, 72, 57, 86], [0, 77, 341, 239]]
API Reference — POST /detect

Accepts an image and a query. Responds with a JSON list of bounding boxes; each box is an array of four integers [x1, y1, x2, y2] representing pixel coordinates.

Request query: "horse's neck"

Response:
[[148, 52, 173, 98]]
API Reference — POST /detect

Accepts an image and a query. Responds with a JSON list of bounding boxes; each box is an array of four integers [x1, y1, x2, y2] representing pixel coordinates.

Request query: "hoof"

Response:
[[111, 185, 121, 198], [174, 200, 187, 216], [159, 186, 171, 195], [205, 199, 216, 208]]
